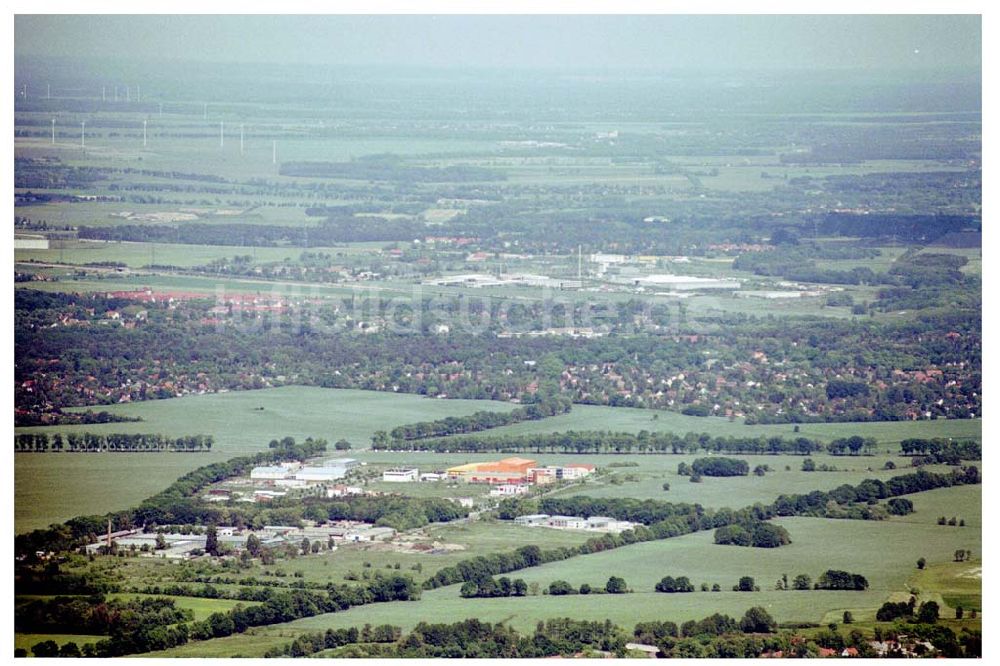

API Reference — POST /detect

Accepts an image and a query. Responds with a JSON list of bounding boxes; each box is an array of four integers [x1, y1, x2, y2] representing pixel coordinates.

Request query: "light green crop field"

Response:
[[547, 458, 971, 508], [148, 484, 979, 656], [15, 386, 516, 533], [440, 403, 981, 444]]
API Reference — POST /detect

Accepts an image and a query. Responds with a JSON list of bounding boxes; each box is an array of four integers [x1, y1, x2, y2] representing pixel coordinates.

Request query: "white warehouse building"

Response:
[[382, 468, 419, 482], [295, 466, 347, 482], [251, 466, 292, 481]]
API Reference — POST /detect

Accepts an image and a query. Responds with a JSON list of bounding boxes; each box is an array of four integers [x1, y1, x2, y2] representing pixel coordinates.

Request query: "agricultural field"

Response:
[[14, 387, 517, 532], [437, 403, 981, 444], [15, 384, 979, 533], [146, 484, 980, 656]]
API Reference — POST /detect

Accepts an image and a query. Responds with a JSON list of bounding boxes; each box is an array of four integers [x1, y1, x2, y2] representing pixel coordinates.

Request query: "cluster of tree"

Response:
[[459, 576, 528, 598], [825, 435, 877, 456], [265, 616, 631, 659], [714, 520, 791, 548], [14, 432, 213, 453], [547, 576, 629, 596], [687, 457, 750, 477], [876, 597, 940, 623], [900, 438, 981, 463], [382, 396, 571, 442], [14, 409, 142, 427], [887, 498, 915, 516], [376, 430, 826, 455], [811, 569, 869, 591], [15, 595, 192, 636], [654, 575, 696, 593]]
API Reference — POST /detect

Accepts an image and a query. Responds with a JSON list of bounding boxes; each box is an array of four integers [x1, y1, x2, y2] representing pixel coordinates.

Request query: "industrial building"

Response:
[[295, 466, 347, 482], [446, 457, 537, 484], [489, 483, 530, 496], [382, 468, 419, 482], [512, 514, 636, 533], [528, 464, 595, 484]]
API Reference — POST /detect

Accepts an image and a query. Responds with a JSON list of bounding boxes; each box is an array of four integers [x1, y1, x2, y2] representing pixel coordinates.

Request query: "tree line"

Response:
[[373, 430, 828, 455], [381, 396, 572, 442], [14, 432, 214, 453], [258, 609, 790, 659]]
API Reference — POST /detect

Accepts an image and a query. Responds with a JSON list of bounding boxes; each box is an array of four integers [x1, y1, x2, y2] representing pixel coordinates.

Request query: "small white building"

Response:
[[489, 484, 529, 497], [382, 468, 419, 483], [275, 478, 308, 488], [447, 497, 475, 508], [514, 514, 550, 526], [327, 485, 364, 498], [546, 515, 588, 530], [420, 472, 446, 482]]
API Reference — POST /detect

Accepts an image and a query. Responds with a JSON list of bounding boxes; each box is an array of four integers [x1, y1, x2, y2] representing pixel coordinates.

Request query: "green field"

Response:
[[440, 403, 981, 444], [15, 386, 517, 533], [147, 484, 980, 656], [15, 385, 979, 533]]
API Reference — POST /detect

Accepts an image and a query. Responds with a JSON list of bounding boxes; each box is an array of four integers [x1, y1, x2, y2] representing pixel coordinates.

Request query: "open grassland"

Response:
[[15, 386, 516, 533], [148, 485, 979, 656]]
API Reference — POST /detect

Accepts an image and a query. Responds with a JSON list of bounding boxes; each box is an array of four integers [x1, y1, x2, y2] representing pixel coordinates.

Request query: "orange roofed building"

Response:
[[446, 457, 537, 484]]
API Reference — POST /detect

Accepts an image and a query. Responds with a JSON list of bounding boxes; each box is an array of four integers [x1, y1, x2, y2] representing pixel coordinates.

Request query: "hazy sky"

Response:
[[15, 14, 982, 71]]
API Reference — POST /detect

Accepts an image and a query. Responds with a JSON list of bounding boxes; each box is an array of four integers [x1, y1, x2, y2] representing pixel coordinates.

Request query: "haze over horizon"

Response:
[[15, 14, 982, 74]]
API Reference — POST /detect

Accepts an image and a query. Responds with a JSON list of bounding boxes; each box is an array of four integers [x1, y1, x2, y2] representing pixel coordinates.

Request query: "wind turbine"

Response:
[[80, 120, 86, 148], [51, 118, 56, 144]]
